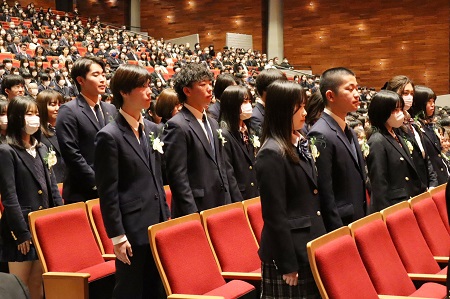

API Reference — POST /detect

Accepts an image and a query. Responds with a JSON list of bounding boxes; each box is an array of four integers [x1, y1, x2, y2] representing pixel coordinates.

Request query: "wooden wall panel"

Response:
[[284, 0, 450, 94], [15, 0, 55, 10], [75, 0, 128, 27], [140, 0, 263, 53]]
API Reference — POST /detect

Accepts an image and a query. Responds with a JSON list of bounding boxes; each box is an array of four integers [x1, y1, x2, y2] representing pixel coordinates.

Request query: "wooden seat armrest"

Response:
[[43, 272, 89, 299], [102, 254, 116, 260], [221, 272, 261, 281], [434, 256, 449, 263], [407, 273, 447, 282], [168, 295, 225, 299]]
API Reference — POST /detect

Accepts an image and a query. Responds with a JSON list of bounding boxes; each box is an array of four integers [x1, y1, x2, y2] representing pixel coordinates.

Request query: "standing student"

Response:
[[256, 81, 326, 298], [219, 85, 259, 200], [95, 64, 169, 299], [162, 63, 241, 218], [367, 90, 426, 212], [56, 57, 117, 203], [308, 67, 366, 231], [207, 73, 236, 121], [0, 96, 63, 299]]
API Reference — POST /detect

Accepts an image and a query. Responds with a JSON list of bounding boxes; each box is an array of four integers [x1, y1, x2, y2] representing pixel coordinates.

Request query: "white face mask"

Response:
[[24, 115, 40, 135], [240, 102, 253, 120], [0, 115, 7, 130], [62, 72, 68, 77], [43, 81, 51, 87], [30, 88, 38, 96], [58, 80, 65, 86], [402, 94, 413, 111], [386, 110, 405, 128]]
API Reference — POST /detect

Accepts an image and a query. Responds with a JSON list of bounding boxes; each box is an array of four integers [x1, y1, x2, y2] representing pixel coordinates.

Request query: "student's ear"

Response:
[[182, 86, 191, 97], [325, 90, 335, 103], [76, 76, 83, 87]]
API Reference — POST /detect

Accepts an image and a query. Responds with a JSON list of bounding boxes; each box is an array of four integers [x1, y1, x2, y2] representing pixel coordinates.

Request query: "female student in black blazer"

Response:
[[0, 96, 63, 299], [367, 90, 426, 213], [410, 85, 449, 185], [256, 81, 326, 298], [219, 85, 259, 201]]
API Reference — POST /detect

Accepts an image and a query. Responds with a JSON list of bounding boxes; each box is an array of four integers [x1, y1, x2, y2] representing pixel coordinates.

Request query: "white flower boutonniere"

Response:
[[250, 135, 260, 148], [149, 132, 164, 154], [403, 137, 414, 155], [309, 136, 323, 161], [217, 129, 227, 146], [359, 137, 370, 158], [44, 146, 57, 170]]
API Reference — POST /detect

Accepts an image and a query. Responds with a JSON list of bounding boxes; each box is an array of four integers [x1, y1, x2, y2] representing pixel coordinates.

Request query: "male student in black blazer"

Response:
[[162, 63, 241, 218], [56, 57, 117, 203], [308, 67, 367, 231], [95, 65, 169, 299]]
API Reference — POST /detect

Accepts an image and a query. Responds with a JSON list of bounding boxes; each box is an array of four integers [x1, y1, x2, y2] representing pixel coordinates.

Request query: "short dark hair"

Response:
[[71, 56, 105, 91], [173, 63, 214, 103], [219, 85, 248, 134], [385, 75, 414, 96], [36, 89, 63, 137], [7, 96, 40, 148], [305, 90, 324, 126], [410, 85, 436, 120], [319, 67, 355, 106], [262, 80, 305, 163], [213, 73, 236, 100], [110, 64, 151, 108], [1, 74, 24, 97], [155, 88, 179, 123], [368, 90, 404, 130], [255, 68, 287, 97]]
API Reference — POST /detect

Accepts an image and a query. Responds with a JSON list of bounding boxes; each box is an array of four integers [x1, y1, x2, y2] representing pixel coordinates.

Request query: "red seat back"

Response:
[[315, 234, 379, 299], [352, 219, 416, 296], [91, 204, 114, 254], [164, 186, 172, 211], [431, 189, 450, 234], [411, 197, 450, 257], [385, 207, 441, 273], [155, 218, 226, 295], [203, 206, 260, 272], [34, 206, 105, 273], [245, 201, 263, 244]]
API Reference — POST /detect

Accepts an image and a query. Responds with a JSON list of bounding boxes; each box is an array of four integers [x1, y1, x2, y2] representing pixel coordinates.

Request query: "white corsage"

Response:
[[217, 129, 227, 146], [44, 146, 57, 170], [309, 136, 321, 160], [250, 135, 260, 148], [359, 138, 370, 158], [403, 138, 414, 155], [149, 132, 164, 154]]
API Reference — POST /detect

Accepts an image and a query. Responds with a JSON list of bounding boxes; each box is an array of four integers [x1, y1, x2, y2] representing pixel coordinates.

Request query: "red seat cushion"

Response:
[[246, 202, 263, 244], [409, 282, 447, 298], [412, 197, 450, 257], [156, 220, 226, 295], [35, 208, 106, 273], [206, 208, 260, 272], [203, 280, 254, 299], [92, 204, 114, 254], [315, 235, 379, 299], [385, 207, 441, 274], [353, 219, 416, 296], [77, 260, 116, 282]]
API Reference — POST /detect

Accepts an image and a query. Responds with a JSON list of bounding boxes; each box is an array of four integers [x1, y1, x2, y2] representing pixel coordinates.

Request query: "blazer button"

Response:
[[155, 194, 159, 200], [438, 154, 441, 157], [250, 182, 254, 187], [441, 168, 444, 171], [313, 189, 318, 195], [38, 206, 43, 210], [405, 177, 409, 181], [400, 157, 404, 161], [316, 211, 321, 216], [38, 190, 43, 195], [249, 166, 253, 170]]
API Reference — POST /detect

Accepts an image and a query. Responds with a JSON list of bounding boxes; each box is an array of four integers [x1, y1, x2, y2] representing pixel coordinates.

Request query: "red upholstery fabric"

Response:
[[353, 219, 416, 296], [385, 207, 441, 274], [77, 260, 116, 282], [431, 190, 450, 234], [412, 197, 450, 257], [315, 234, 379, 299], [246, 202, 263, 244], [205, 208, 260, 272], [165, 188, 172, 211], [92, 204, 114, 254], [203, 280, 254, 299], [35, 208, 106, 272], [155, 220, 227, 294], [409, 282, 447, 298]]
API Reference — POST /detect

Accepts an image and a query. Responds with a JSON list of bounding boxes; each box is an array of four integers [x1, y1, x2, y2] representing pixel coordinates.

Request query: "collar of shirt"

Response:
[[26, 137, 38, 158], [80, 92, 100, 108], [324, 108, 346, 132], [184, 103, 205, 120], [256, 99, 265, 107], [119, 108, 144, 140]]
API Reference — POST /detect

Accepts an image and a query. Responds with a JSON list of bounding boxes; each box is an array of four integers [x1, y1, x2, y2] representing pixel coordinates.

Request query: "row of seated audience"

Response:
[[0, 1, 448, 299]]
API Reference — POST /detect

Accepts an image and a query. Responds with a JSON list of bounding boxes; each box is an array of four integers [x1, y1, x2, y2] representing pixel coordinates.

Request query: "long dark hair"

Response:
[[262, 80, 305, 163], [36, 90, 62, 137], [7, 96, 41, 148], [219, 85, 248, 134], [410, 85, 436, 121]]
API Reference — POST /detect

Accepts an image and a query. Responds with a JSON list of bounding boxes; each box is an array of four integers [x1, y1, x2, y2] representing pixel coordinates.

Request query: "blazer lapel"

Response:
[[14, 147, 44, 190], [37, 145, 54, 198], [384, 131, 417, 171], [183, 108, 216, 163], [422, 125, 441, 153], [231, 132, 254, 163], [100, 101, 115, 125], [78, 96, 101, 131], [117, 115, 150, 170], [298, 157, 317, 187], [144, 123, 156, 175], [46, 135, 61, 155]]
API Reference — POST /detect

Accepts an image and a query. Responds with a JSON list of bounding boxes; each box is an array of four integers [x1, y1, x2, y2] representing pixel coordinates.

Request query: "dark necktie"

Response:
[[94, 104, 105, 127], [344, 126, 359, 163], [202, 114, 215, 153], [139, 124, 149, 161]]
